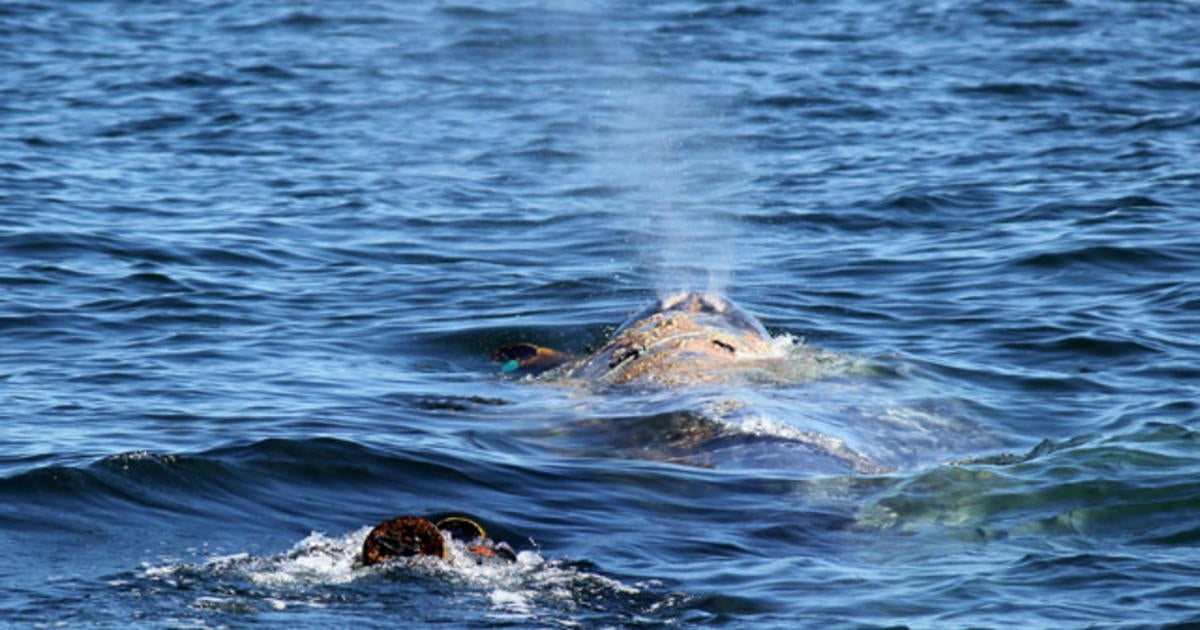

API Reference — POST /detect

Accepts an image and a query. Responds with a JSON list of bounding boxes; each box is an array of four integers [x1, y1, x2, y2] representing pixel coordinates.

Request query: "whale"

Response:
[[492, 292, 815, 388]]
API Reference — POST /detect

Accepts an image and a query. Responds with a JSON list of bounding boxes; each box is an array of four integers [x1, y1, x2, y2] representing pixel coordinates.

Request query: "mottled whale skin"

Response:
[[562, 292, 780, 386], [494, 292, 812, 388]]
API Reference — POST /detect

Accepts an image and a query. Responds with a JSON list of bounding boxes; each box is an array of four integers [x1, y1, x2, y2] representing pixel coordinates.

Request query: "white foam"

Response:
[[735, 414, 809, 440], [487, 587, 534, 616], [243, 529, 366, 588], [137, 525, 644, 622]]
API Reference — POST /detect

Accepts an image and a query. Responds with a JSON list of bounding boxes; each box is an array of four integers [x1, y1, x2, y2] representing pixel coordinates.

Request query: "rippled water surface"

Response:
[[3, 0, 1199, 627]]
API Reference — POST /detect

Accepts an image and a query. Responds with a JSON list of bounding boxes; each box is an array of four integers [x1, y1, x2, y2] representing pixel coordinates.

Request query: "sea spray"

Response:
[[599, 84, 741, 298], [576, 22, 744, 298]]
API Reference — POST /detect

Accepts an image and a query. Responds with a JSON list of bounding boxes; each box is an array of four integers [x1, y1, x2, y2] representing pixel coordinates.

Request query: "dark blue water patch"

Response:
[[952, 80, 1092, 101], [670, 4, 770, 21], [750, 94, 842, 111], [236, 10, 333, 32], [1014, 242, 1193, 274], [1002, 331, 1164, 361], [236, 63, 300, 81], [99, 113, 199, 139], [1133, 76, 1200, 93], [1010, 44, 1116, 68], [0, 231, 173, 265], [744, 204, 956, 235], [1118, 111, 1200, 133]]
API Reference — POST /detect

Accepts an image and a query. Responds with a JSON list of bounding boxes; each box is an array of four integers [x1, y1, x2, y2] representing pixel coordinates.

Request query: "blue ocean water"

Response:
[[2, 0, 1199, 627]]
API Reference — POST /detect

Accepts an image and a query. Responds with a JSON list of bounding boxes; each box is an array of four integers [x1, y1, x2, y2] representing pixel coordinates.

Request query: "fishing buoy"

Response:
[[361, 514, 517, 566], [361, 516, 446, 565]]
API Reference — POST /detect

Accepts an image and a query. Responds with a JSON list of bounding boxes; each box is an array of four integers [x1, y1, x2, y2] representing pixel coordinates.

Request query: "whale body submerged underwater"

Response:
[[490, 291, 1002, 476]]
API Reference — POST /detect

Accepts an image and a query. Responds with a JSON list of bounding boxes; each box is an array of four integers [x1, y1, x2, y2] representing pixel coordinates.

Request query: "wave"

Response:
[[125, 524, 686, 627], [0, 439, 709, 626], [0, 438, 508, 526]]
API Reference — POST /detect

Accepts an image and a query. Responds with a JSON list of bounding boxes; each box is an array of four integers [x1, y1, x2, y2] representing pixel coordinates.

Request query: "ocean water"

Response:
[[2, 0, 1199, 627]]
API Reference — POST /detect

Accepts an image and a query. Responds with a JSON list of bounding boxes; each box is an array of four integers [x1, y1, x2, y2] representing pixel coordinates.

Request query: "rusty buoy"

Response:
[[361, 516, 446, 566]]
